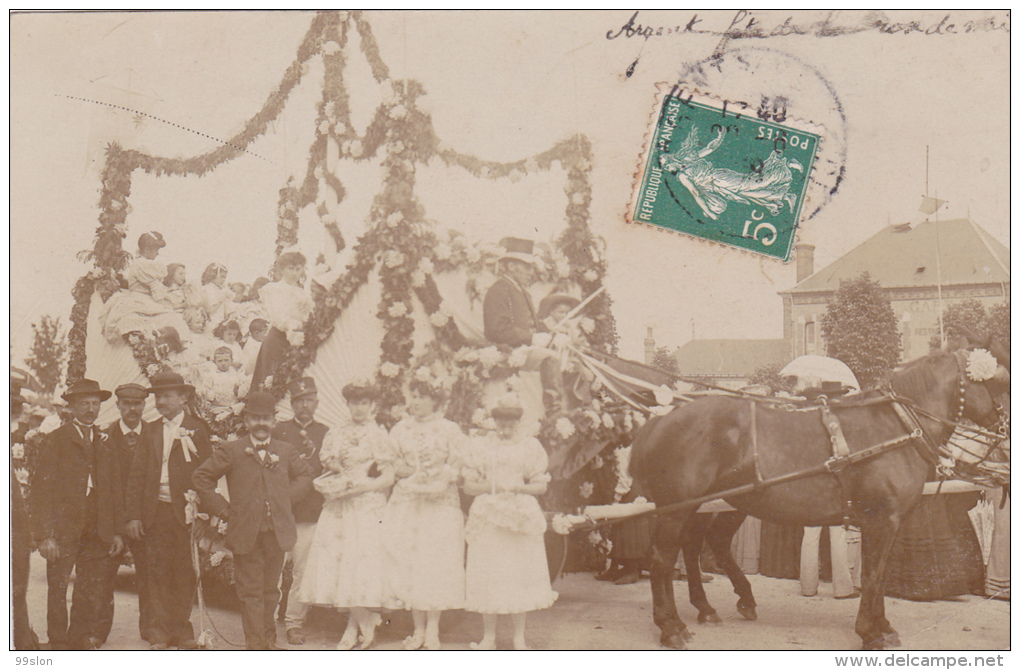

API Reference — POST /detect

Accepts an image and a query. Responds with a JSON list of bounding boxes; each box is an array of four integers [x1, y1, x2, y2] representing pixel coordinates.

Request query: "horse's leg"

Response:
[[856, 516, 904, 650], [706, 513, 757, 621], [682, 514, 720, 624], [650, 512, 693, 648]]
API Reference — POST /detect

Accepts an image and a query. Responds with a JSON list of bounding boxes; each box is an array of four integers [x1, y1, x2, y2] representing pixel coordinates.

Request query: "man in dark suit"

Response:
[[30, 379, 125, 650], [272, 377, 328, 645], [193, 392, 314, 650], [126, 371, 212, 650], [483, 237, 566, 416], [96, 383, 153, 644]]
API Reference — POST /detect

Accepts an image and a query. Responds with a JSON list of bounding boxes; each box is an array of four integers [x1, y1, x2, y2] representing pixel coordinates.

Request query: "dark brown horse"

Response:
[[630, 345, 1009, 649]]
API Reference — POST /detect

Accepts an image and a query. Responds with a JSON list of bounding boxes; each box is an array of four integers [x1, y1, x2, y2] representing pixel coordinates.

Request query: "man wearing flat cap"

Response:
[[193, 392, 315, 650], [126, 371, 212, 650], [483, 237, 567, 417], [95, 383, 153, 644], [272, 377, 329, 645], [30, 379, 125, 650]]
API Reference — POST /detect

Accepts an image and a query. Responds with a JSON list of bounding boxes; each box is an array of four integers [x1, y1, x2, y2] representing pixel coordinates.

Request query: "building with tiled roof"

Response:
[[780, 219, 1009, 362], [672, 338, 790, 389]]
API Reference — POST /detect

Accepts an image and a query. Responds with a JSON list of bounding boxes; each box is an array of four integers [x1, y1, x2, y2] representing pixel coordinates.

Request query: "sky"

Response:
[[8, 10, 1011, 365]]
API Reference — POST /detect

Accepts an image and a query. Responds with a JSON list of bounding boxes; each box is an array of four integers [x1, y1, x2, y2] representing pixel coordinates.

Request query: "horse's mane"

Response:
[[890, 351, 953, 400]]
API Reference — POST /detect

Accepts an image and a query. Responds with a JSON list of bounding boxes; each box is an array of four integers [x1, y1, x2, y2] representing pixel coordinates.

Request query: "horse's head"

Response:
[[954, 340, 1010, 432]]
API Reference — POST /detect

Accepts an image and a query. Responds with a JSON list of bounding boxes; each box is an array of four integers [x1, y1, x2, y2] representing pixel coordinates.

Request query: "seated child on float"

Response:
[[212, 319, 245, 369], [200, 346, 250, 414]]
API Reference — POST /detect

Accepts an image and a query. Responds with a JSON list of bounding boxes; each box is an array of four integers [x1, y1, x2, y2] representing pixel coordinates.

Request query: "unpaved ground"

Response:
[[21, 554, 1009, 651]]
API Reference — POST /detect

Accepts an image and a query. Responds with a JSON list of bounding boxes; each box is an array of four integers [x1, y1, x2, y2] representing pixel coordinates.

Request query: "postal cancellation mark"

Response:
[[630, 85, 820, 261]]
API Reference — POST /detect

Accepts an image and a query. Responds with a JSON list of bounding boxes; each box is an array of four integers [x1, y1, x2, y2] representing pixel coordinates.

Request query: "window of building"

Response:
[[805, 321, 815, 355]]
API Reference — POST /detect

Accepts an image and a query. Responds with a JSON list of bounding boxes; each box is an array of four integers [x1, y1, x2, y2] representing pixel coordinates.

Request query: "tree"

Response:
[[928, 299, 1010, 352], [26, 315, 67, 396], [748, 364, 796, 394], [651, 346, 680, 378], [820, 273, 901, 389]]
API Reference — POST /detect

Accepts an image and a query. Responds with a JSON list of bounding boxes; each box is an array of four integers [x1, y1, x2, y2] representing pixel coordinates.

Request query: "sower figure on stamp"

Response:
[[126, 371, 213, 650], [30, 379, 125, 650], [483, 237, 567, 417], [192, 392, 315, 650], [97, 383, 154, 644], [272, 376, 328, 645]]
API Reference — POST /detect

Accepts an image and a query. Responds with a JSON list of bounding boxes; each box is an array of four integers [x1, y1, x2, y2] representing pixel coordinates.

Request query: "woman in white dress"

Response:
[[463, 393, 557, 650], [198, 262, 233, 330], [384, 375, 466, 650], [250, 252, 312, 391], [299, 381, 396, 649], [99, 231, 191, 341]]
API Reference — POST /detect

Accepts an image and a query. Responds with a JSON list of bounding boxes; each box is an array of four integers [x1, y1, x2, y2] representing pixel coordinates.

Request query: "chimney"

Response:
[[644, 326, 656, 365], [795, 243, 815, 283]]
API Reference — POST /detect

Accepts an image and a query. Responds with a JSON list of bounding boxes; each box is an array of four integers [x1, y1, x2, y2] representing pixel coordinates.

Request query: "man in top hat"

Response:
[[126, 371, 213, 650], [483, 237, 567, 416], [272, 377, 329, 645], [96, 383, 154, 644], [193, 392, 315, 650], [30, 379, 125, 650]]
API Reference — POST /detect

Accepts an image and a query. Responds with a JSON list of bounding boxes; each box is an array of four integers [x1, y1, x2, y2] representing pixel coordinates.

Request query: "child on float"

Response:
[[242, 318, 269, 375], [462, 392, 557, 650], [162, 263, 190, 312], [199, 263, 232, 330], [99, 231, 191, 342], [384, 373, 466, 650], [299, 381, 396, 650], [251, 252, 313, 391], [199, 346, 249, 415], [212, 319, 245, 368]]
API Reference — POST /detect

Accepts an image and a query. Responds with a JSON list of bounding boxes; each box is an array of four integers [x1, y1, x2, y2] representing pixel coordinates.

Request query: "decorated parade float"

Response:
[[64, 11, 692, 592]]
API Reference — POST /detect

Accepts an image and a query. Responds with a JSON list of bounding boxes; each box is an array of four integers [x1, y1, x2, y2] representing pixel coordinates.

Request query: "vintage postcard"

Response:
[[8, 10, 1010, 659]]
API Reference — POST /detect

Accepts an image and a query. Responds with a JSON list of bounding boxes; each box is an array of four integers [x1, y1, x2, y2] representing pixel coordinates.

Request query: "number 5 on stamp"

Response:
[[629, 85, 821, 261]]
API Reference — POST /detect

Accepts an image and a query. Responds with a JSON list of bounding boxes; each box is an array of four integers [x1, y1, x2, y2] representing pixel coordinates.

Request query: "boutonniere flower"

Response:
[[245, 446, 281, 469]]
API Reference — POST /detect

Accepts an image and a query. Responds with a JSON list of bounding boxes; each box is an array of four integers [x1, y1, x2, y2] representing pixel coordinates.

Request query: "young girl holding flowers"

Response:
[[462, 392, 557, 650], [299, 381, 395, 650], [384, 373, 466, 650]]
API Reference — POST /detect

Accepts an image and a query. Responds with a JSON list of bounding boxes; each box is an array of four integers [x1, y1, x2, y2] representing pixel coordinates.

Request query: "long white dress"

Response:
[[299, 420, 397, 609], [99, 257, 191, 341], [463, 435, 557, 614], [383, 415, 466, 611]]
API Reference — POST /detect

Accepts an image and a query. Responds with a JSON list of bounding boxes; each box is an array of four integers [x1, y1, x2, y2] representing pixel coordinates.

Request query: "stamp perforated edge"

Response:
[[624, 83, 831, 264]]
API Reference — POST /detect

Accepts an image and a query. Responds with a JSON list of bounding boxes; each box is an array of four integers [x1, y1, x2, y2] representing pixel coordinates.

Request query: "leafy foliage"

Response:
[[928, 299, 1010, 351], [26, 315, 67, 395], [748, 364, 796, 394], [820, 273, 901, 389], [650, 346, 680, 378]]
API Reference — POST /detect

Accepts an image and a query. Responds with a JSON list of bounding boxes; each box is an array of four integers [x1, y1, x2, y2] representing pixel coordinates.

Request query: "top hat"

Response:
[[62, 378, 112, 402], [244, 391, 277, 417], [115, 383, 149, 400], [147, 371, 196, 395], [138, 231, 167, 249], [288, 377, 318, 401], [498, 237, 543, 268], [537, 293, 580, 320], [490, 391, 524, 421]]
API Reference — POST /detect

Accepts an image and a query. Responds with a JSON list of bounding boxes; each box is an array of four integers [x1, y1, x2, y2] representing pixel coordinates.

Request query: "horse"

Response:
[[679, 509, 756, 624], [630, 343, 1009, 650]]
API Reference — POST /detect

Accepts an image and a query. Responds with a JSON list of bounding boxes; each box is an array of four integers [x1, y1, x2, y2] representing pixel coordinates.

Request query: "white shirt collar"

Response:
[[251, 436, 271, 448], [163, 411, 186, 431], [120, 419, 142, 436]]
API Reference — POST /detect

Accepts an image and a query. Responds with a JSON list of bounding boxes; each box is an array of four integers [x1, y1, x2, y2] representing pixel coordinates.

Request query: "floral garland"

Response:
[[69, 10, 617, 447]]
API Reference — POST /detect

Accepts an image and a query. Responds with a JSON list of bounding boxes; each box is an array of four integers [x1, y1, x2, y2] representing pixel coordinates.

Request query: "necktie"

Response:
[[126, 431, 138, 446]]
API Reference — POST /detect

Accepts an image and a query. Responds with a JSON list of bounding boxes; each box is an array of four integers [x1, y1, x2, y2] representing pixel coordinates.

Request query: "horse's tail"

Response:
[[627, 413, 661, 484]]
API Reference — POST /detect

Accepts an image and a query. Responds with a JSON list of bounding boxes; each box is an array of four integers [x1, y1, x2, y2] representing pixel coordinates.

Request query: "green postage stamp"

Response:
[[629, 85, 821, 261]]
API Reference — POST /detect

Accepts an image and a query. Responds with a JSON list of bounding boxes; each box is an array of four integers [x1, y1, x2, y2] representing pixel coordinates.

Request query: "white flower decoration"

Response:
[[414, 367, 434, 383], [411, 269, 426, 288], [12, 443, 24, 460], [601, 413, 615, 429], [465, 247, 482, 263], [551, 514, 573, 535], [507, 347, 528, 368], [579, 482, 595, 499], [322, 40, 341, 55], [210, 551, 226, 567], [418, 258, 434, 275], [478, 346, 502, 368], [429, 311, 450, 327], [286, 330, 305, 347], [383, 250, 405, 268], [380, 362, 401, 378], [386, 211, 404, 227], [966, 348, 999, 382], [583, 269, 599, 282], [587, 529, 602, 545], [435, 242, 452, 260], [349, 140, 363, 157], [571, 192, 587, 206], [388, 302, 408, 318], [579, 317, 596, 334], [314, 166, 325, 180], [555, 416, 575, 439], [389, 104, 407, 119], [40, 414, 62, 434], [317, 120, 330, 134], [333, 121, 348, 136]]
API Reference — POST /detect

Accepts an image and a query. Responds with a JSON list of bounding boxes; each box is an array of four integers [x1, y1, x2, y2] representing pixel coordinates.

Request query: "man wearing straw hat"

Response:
[[126, 371, 213, 650], [193, 391, 315, 650], [483, 237, 568, 417], [31, 379, 124, 650]]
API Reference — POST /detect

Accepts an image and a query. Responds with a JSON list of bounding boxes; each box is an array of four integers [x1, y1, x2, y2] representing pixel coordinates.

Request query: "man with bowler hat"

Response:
[[96, 383, 154, 643], [30, 379, 125, 650], [126, 371, 212, 650], [272, 376, 329, 645], [193, 392, 315, 650]]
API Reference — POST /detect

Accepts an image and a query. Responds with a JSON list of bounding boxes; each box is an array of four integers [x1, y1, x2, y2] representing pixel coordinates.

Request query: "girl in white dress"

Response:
[[199, 262, 232, 330], [250, 252, 312, 390], [384, 376, 466, 650], [462, 393, 557, 650], [299, 381, 396, 649]]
